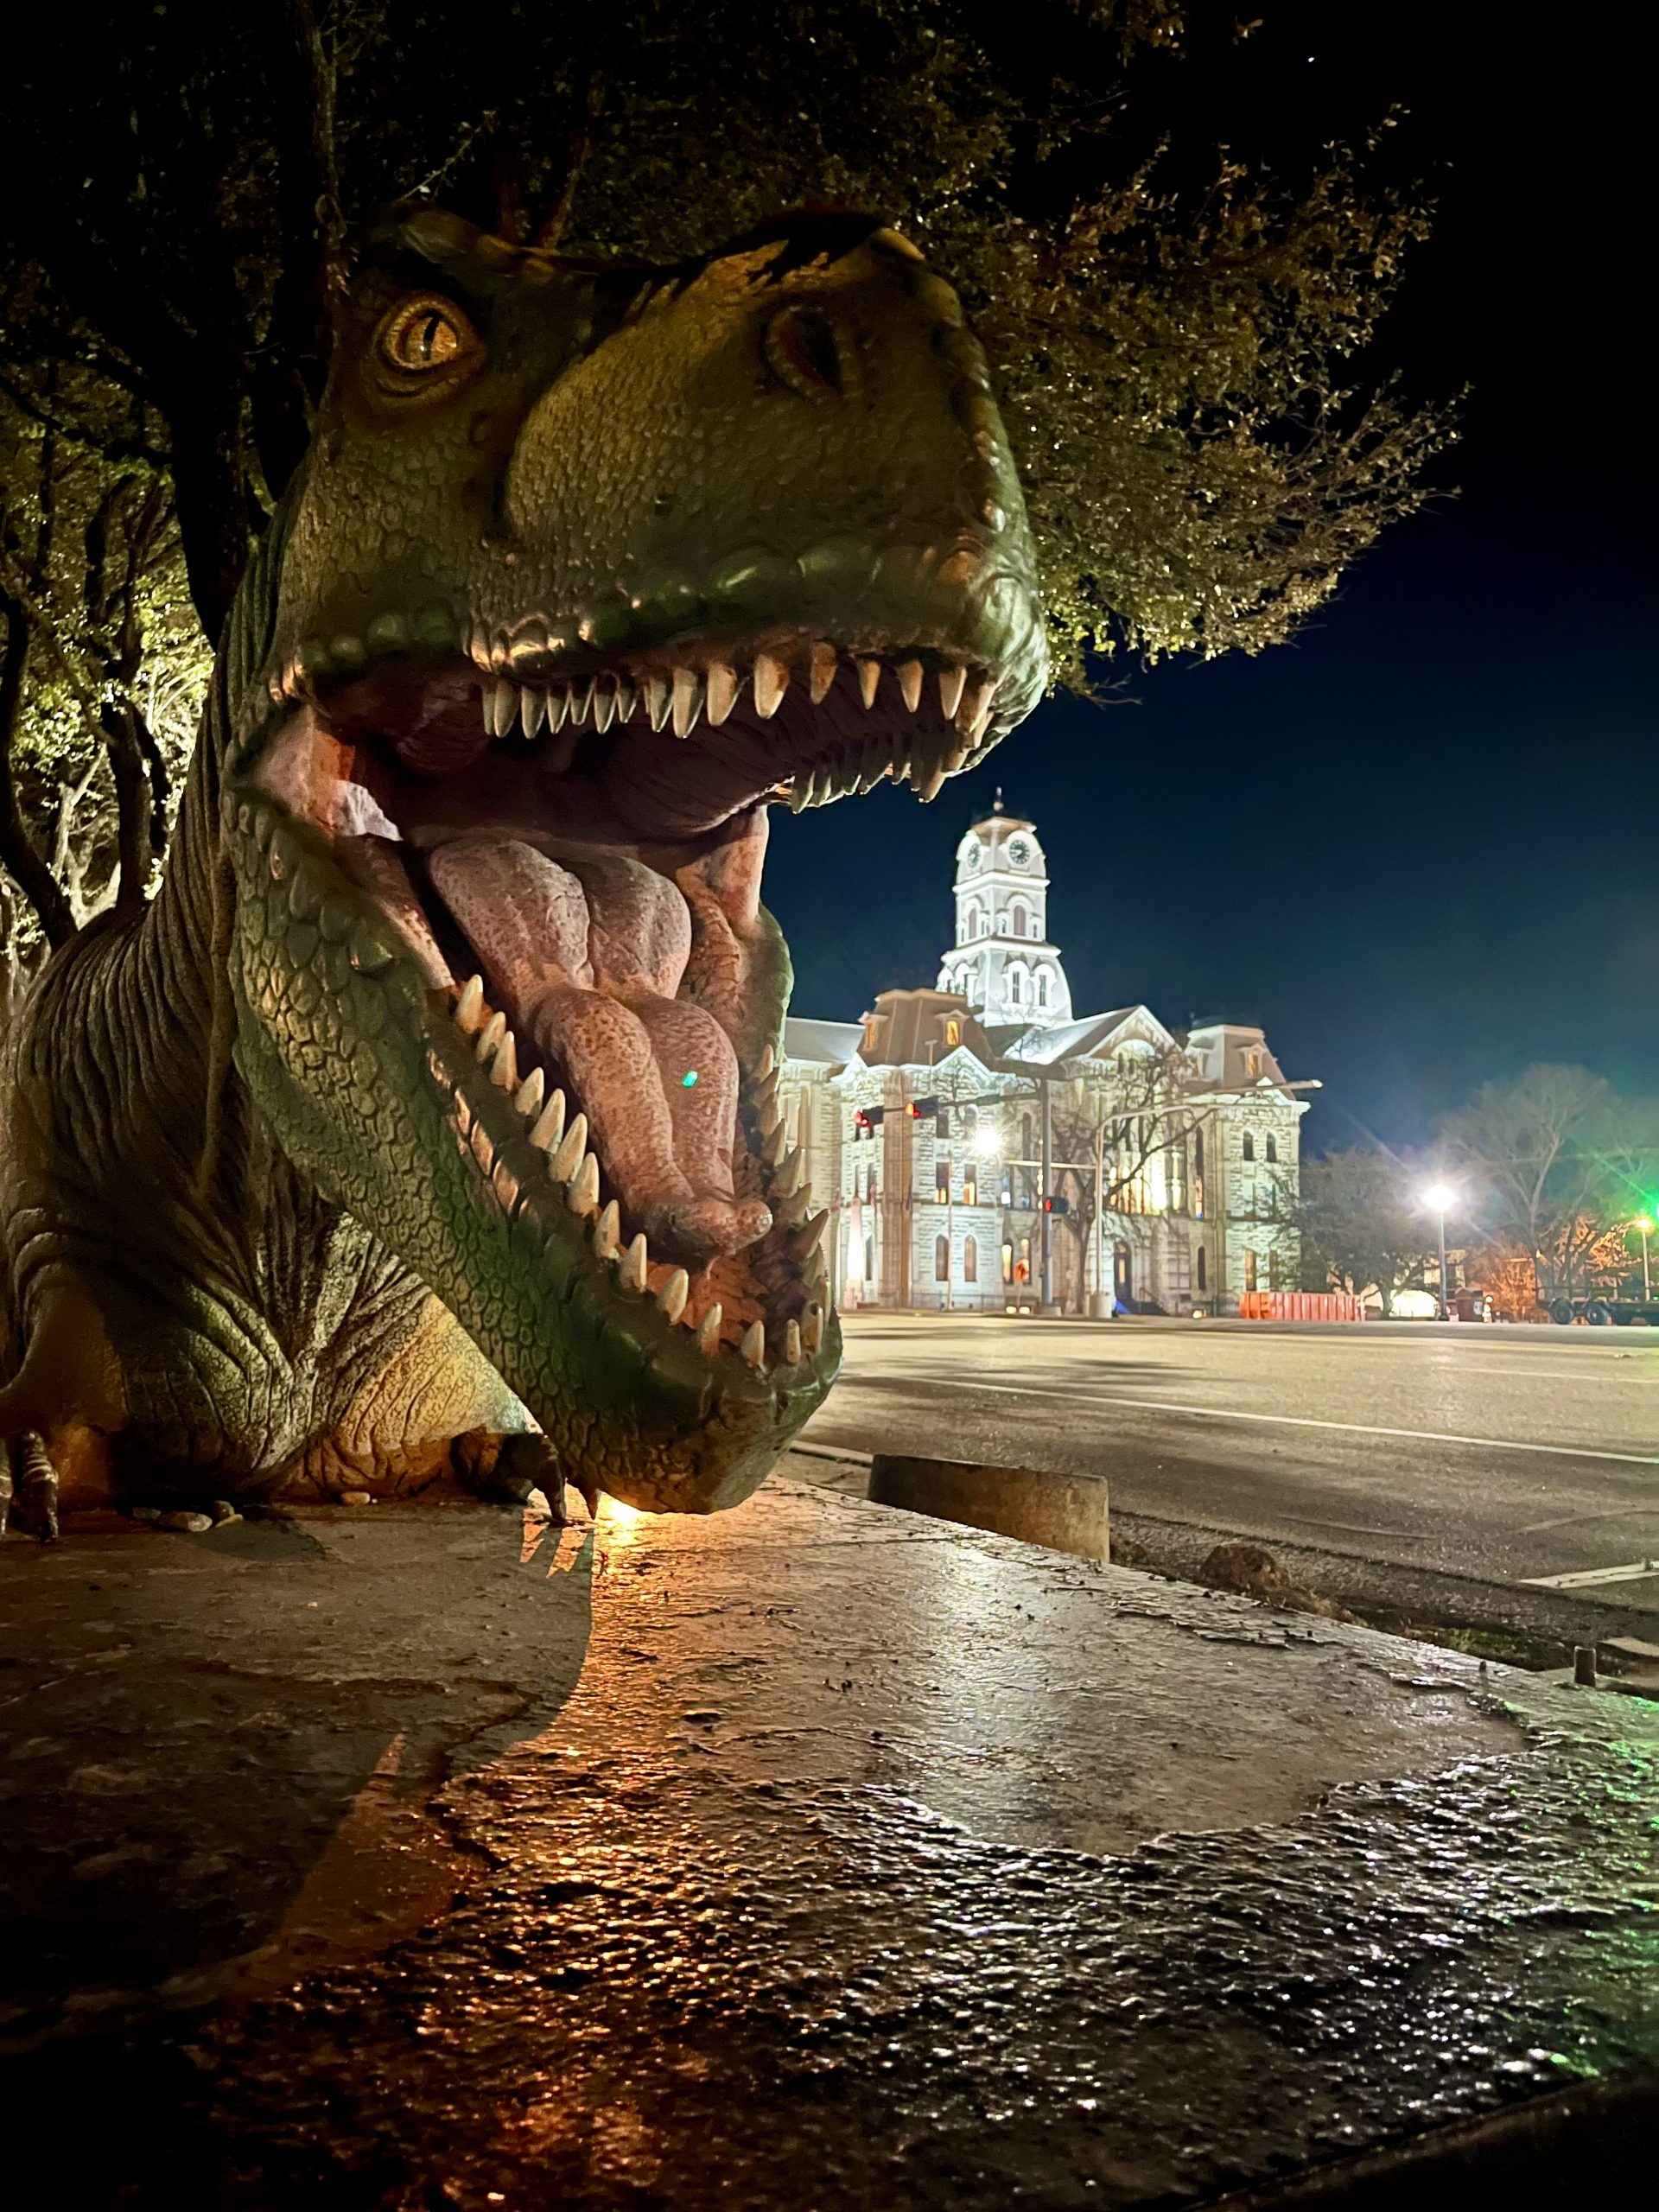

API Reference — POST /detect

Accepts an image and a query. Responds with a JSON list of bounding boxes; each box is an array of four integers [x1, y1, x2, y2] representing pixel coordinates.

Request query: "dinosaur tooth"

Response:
[[489, 1029, 518, 1093], [513, 1067, 544, 1118], [645, 674, 671, 730], [761, 1120, 788, 1167], [620, 1233, 648, 1292], [788, 772, 813, 816], [522, 686, 548, 738], [569, 678, 594, 727], [755, 1043, 775, 1080], [809, 641, 838, 703], [567, 1151, 601, 1216], [594, 1199, 620, 1260], [705, 661, 738, 725], [785, 1319, 802, 1365], [791, 1209, 829, 1263], [671, 665, 703, 736], [529, 1088, 566, 1152], [801, 1303, 823, 1354], [613, 680, 636, 723], [753, 652, 790, 719], [741, 1319, 766, 1369], [550, 1112, 588, 1183], [957, 671, 995, 737], [477, 1008, 506, 1062], [918, 760, 949, 804], [592, 681, 617, 734], [488, 678, 517, 737], [456, 974, 486, 1033], [469, 1119, 494, 1174], [774, 1147, 805, 1198], [938, 664, 968, 718], [855, 658, 881, 709], [547, 686, 570, 732], [656, 1267, 690, 1323], [897, 658, 924, 713], [696, 1302, 723, 1357]]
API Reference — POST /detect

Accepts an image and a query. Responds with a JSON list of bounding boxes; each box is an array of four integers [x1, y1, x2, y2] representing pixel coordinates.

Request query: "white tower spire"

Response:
[[936, 806, 1072, 1029]]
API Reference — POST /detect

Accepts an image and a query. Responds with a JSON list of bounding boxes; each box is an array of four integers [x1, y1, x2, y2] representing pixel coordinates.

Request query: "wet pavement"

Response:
[[2, 1472, 1656, 2205]]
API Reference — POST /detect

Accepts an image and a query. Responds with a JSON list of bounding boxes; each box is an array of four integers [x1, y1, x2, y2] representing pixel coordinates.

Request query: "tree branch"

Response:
[[0, 590, 76, 948]]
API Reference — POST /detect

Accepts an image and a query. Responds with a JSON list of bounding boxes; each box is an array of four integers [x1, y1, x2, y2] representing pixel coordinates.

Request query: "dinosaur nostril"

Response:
[[763, 305, 844, 400]]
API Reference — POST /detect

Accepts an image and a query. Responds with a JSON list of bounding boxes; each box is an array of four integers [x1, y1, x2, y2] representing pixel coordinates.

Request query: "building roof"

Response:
[[782, 1016, 867, 1071], [856, 988, 993, 1069]]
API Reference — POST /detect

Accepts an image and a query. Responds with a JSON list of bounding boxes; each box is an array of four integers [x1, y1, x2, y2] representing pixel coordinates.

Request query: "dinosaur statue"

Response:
[[0, 207, 1044, 1539]]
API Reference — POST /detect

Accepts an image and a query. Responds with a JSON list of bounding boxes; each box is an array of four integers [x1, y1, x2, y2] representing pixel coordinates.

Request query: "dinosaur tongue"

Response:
[[428, 836, 771, 1264]]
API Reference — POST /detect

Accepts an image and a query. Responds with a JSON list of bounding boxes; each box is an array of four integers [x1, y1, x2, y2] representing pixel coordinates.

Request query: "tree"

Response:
[[1440, 1065, 1633, 1306], [1279, 1147, 1438, 1313], [0, 352, 206, 1004], [0, 1, 1450, 947], [1030, 1044, 1223, 1311]]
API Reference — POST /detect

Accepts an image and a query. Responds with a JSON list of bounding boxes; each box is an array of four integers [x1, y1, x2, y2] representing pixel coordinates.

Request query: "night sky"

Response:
[[766, 5, 1653, 1151]]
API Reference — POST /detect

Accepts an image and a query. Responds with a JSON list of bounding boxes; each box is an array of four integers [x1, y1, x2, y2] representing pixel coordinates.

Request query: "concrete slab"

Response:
[[1, 1475, 1655, 2205]]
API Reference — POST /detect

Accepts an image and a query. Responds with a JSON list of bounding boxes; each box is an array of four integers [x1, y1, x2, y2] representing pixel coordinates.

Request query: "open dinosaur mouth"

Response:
[[245, 628, 1004, 1375]]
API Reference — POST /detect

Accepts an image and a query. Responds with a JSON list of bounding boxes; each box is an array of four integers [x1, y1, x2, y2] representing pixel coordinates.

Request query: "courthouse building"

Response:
[[777, 800, 1312, 1315]]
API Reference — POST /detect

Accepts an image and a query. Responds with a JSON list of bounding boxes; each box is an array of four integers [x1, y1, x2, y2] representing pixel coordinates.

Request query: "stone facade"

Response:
[[780, 805, 1310, 1315]]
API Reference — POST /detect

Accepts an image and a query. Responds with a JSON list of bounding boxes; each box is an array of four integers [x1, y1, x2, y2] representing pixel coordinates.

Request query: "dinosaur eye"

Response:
[[379, 297, 477, 376]]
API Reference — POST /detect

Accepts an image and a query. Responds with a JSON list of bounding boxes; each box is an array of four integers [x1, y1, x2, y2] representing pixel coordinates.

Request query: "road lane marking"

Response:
[[1519, 1560, 1659, 1590], [887, 1376, 1659, 1469]]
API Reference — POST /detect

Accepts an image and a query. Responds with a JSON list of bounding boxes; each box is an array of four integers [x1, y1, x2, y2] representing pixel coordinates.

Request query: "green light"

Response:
[[682, 1070, 699, 1088]]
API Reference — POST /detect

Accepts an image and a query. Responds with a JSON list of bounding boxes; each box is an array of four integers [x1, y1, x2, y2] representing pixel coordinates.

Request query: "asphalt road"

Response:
[[800, 1313, 1659, 1617]]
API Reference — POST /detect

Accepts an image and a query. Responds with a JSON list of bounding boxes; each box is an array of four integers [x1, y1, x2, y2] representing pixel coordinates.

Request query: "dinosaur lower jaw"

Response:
[[241, 633, 995, 1377]]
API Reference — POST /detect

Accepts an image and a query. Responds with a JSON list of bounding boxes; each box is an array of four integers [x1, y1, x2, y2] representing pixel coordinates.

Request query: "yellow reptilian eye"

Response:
[[379, 296, 476, 375]]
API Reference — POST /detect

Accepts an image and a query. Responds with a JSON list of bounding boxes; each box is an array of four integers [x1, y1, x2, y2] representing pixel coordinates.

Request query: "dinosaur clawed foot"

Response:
[[0, 1433, 60, 1542], [457, 1430, 575, 1521]]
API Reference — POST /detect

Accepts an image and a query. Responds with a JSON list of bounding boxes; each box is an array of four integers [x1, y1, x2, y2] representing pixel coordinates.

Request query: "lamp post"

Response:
[[1421, 1183, 1455, 1319], [1632, 1214, 1654, 1303]]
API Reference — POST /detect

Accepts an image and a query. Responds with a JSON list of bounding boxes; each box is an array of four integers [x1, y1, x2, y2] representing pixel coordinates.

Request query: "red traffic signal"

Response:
[[1041, 1194, 1070, 1215]]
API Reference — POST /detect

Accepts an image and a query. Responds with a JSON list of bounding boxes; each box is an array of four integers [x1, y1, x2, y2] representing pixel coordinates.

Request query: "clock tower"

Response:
[[936, 795, 1072, 1028]]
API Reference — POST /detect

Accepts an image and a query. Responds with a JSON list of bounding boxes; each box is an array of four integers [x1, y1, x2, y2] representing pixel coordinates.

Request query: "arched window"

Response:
[[965, 903, 981, 939], [935, 1235, 950, 1281], [1242, 1133, 1255, 1162], [963, 1236, 978, 1284], [1008, 967, 1027, 1006], [1001, 1241, 1014, 1282], [1265, 1135, 1278, 1164], [1197, 1247, 1207, 1292], [1012, 906, 1028, 938], [1193, 1127, 1205, 1173], [1035, 969, 1050, 1007]]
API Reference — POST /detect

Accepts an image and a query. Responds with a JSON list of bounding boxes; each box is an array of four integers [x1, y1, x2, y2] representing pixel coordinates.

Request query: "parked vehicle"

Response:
[[1548, 1296, 1659, 1325]]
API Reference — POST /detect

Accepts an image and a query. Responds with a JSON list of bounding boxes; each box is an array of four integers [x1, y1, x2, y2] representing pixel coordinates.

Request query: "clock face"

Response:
[[963, 843, 981, 870], [1007, 836, 1032, 868]]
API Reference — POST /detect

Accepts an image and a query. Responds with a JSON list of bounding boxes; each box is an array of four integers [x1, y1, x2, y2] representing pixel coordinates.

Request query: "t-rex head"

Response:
[[219, 206, 1045, 1511]]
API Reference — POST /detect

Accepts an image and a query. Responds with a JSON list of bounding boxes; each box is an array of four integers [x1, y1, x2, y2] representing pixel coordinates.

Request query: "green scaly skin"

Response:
[[0, 208, 1044, 1533]]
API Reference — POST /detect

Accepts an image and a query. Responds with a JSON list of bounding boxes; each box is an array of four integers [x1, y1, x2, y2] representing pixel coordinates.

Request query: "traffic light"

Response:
[[906, 1096, 938, 1119], [854, 1106, 886, 1137], [1041, 1194, 1070, 1215]]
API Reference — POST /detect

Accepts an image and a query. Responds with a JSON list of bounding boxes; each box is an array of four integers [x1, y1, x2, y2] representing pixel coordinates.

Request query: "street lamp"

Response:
[[972, 1122, 1002, 1160], [1421, 1183, 1456, 1319], [1632, 1214, 1654, 1302]]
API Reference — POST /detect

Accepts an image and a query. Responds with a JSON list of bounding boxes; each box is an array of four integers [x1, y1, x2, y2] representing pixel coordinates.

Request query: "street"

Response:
[[801, 1313, 1659, 1615]]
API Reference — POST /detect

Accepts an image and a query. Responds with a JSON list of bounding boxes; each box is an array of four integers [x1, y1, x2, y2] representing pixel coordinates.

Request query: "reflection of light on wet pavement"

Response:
[[599, 1497, 644, 1547]]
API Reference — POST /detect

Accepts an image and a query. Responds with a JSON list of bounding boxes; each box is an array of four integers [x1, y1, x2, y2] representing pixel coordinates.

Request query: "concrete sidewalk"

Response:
[[2, 1473, 1655, 2205]]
